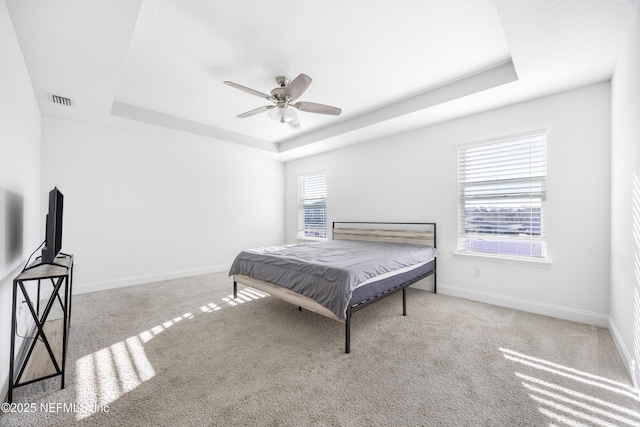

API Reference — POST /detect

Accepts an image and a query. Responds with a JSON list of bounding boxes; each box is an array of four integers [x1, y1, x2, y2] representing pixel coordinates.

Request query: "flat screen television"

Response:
[[41, 187, 64, 264]]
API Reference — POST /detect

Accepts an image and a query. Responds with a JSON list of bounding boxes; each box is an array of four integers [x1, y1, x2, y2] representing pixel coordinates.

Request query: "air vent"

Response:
[[48, 93, 73, 107]]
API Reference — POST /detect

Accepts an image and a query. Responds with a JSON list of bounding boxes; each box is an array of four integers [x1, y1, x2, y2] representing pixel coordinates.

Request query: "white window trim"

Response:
[[453, 250, 552, 267], [297, 170, 328, 240], [456, 130, 548, 261]]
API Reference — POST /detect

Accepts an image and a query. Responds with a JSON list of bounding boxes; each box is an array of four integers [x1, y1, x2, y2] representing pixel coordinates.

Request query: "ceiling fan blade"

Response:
[[294, 101, 342, 115], [284, 74, 312, 100], [224, 81, 273, 100], [237, 105, 274, 118]]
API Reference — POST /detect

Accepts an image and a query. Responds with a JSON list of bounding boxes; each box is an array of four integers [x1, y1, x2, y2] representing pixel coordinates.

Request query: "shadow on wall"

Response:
[[632, 173, 640, 392], [0, 189, 23, 281]]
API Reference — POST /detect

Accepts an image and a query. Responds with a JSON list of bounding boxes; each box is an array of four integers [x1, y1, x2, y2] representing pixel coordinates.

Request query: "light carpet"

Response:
[[2, 272, 639, 426]]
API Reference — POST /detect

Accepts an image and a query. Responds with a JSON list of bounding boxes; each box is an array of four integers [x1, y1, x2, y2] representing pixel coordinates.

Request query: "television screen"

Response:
[[41, 187, 64, 264]]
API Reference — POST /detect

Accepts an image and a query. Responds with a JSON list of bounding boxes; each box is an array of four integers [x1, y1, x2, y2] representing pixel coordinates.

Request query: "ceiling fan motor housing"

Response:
[[270, 87, 291, 102]]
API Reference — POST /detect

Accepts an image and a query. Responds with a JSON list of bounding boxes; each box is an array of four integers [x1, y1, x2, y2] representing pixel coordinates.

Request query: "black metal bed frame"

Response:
[[343, 268, 436, 353], [233, 222, 437, 353], [333, 222, 437, 353]]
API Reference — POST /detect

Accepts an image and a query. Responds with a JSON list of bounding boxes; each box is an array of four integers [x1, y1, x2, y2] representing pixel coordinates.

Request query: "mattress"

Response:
[[350, 259, 435, 305], [229, 240, 437, 319]]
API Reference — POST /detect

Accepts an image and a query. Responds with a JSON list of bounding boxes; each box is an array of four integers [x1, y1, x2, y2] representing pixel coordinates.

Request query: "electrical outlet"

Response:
[[474, 267, 481, 278]]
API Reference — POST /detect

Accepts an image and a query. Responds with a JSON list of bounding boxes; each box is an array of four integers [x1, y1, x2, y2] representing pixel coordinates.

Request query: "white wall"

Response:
[[286, 82, 611, 327], [1, 0, 285, 399], [610, 1, 640, 388], [0, 0, 42, 402], [41, 116, 285, 292]]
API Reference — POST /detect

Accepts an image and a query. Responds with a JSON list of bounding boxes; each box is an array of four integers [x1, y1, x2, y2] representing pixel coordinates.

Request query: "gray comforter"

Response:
[[228, 240, 437, 319]]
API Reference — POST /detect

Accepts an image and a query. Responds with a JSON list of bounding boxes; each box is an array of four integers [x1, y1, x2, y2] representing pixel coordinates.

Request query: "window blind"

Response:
[[298, 171, 327, 239], [457, 132, 547, 258]]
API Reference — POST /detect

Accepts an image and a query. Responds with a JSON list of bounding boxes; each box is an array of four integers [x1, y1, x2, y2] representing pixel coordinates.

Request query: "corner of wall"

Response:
[[609, 316, 640, 397]]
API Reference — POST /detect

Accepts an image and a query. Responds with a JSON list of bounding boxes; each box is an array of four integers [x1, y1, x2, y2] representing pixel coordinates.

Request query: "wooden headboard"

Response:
[[332, 222, 436, 247]]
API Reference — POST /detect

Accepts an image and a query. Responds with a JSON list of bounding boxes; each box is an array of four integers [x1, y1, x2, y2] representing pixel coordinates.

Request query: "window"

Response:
[[457, 132, 547, 259], [298, 171, 327, 239]]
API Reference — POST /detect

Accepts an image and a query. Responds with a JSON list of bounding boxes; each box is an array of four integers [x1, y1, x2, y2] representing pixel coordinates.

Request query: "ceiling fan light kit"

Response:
[[224, 73, 341, 130], [268, 106, 296, 123]]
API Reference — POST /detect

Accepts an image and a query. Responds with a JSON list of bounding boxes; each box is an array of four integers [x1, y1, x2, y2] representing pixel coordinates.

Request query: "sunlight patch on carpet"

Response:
[[73, 288, 268, 420], [200, 288, 268, 313], [73, 312, 194, 420], [500, 348, 640, 427]]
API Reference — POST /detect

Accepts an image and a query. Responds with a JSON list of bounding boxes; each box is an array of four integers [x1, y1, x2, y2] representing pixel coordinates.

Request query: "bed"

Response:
[[229, 222, 437, 353]]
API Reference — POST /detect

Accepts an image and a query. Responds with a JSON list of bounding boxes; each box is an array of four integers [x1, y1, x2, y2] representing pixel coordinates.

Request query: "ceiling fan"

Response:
[[223, 74, 341, 130]]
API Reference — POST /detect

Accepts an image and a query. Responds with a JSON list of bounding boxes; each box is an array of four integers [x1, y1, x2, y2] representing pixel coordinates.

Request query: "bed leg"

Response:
[[403, 288, 407, 316], [298, 306, 302, 311], [233, 281, 237, 299], [345, 309, 351, 354], [434, 262, 437, 294]]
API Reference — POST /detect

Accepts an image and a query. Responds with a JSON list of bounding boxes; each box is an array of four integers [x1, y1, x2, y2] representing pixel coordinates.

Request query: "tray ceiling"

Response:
[[6, 0, 637, 160]]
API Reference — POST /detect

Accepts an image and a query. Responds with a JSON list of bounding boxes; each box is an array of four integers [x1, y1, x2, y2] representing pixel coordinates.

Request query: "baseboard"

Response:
[[1, 321, 37, 403], [1, 262, 30, 403], [437, 283, 610, 328], [609, 317, 640, 397], [1, 367, 7, 403], [72, 264, 232, 295]]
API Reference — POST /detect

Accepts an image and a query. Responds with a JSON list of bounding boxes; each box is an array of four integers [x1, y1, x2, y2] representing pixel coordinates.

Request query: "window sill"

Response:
[[453, 251, 552, 267], [296, 237, 327, 244]]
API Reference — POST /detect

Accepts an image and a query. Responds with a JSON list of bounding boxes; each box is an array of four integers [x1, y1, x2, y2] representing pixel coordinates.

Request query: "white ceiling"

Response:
[[6, 0, 638, 161]]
